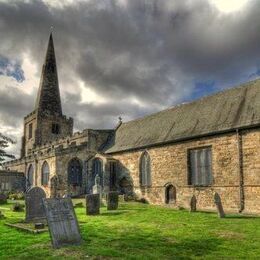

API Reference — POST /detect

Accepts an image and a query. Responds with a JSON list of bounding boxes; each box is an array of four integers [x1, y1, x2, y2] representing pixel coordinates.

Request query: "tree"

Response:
[[0, 133, 16, 166]]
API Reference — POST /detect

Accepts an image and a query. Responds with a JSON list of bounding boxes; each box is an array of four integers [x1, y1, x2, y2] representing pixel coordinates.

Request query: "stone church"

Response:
[[3, 34, 260, 214]]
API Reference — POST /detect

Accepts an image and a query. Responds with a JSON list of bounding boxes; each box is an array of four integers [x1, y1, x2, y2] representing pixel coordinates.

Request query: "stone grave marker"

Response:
[[118, 194, 125, 203], [86, 194, 100, 215], [43, 198, 81, 248], [214, 193, 225, 218], [190, 195, 197, 212], [0, 194, 7, 204], [25, 187, 46, 222], [107, 191, 119, 210]]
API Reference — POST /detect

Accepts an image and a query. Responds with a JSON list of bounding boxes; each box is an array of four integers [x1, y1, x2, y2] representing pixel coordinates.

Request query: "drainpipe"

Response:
[[236, 129, 245, 213]]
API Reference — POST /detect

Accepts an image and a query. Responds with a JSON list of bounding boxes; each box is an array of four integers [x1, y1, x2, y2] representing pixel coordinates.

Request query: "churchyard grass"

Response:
[[0, 199, 259, 259]]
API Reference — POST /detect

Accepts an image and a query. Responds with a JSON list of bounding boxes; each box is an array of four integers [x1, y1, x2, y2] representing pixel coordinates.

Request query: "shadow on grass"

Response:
[[172, 237, 223, 258], [100, 211, 127, 216], [224, 215, 259, 219]]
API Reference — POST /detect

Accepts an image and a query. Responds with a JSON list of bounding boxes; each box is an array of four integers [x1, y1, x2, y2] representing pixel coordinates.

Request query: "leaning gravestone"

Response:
[[214, 193, 225, 218], [190, 195, 197, 212], [107, 191, 119, 210], [0, 194, 7, 204], [43, 198, 81, 248], [25, 187, 46, 222], [86, 194, 100, 215]]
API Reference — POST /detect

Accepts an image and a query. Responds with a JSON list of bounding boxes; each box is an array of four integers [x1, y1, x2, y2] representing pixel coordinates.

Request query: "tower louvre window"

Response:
[[28, 123, 33, 139], [52, 123, 60, 134]]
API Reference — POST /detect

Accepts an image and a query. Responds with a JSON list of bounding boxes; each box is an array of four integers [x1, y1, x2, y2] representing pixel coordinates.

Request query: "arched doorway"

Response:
[[68, 158, 82, 196], [165, 185, 176, 204], [27, 164, 34, 189]]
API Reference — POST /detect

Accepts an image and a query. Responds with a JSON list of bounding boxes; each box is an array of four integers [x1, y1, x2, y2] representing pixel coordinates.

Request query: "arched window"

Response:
[[68, 158, 82, 185], [27, 164, 34, 189], [92, 158, 103, 186], [139, 151, 151, 187], [41, 161, 50, 186], [165, 185, 176, 204]]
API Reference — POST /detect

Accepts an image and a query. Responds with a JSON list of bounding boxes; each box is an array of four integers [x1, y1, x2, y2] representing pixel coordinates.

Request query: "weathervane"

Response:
[[50, 26, 54, 33]]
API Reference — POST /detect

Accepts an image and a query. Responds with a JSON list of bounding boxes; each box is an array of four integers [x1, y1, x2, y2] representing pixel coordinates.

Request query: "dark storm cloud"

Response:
[[0, 0, 260, 134], [0, 85, 34, 127]]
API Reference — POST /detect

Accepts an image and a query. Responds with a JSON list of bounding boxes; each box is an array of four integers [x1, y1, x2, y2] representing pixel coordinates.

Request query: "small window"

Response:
[[28, 123, 33, 139], [140, 151, 151, 187], [52, 123, 60, 134], [188, 147, 212, 186]]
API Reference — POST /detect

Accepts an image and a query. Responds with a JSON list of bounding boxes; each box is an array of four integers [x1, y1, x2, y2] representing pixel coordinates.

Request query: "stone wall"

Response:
[[0, 171, 25, 193], [111, 128, 260, 214]]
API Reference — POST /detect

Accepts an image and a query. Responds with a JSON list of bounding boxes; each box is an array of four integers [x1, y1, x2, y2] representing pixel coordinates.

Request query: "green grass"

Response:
[[0, 199, 259, 259]]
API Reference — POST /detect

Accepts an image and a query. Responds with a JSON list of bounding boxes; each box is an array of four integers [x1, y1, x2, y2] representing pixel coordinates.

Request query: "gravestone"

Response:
[[0, 211, 4, 219], [118, 194, 125, 203], [190, 195, 197, 212], [86, 194, 100, 215], [43, 198, 81, 248], [25, 187, 46, 222], [107, 191, 119, 210], [0, 194, 7, 204], [214, 193, 225, 218]]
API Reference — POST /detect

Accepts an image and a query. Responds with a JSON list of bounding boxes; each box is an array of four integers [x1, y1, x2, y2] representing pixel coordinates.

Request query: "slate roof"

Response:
[[104, 79, 260, 154]]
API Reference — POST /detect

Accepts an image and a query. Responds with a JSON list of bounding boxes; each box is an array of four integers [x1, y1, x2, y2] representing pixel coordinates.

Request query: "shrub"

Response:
[[0, 194, 7, 204], [137, 197, 149, 204], [12, 202, 24, 212], [8, 192, 24, 200]]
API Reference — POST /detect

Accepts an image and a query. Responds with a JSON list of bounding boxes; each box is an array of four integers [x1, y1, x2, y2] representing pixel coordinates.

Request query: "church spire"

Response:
[[35, 32, 62, 116]]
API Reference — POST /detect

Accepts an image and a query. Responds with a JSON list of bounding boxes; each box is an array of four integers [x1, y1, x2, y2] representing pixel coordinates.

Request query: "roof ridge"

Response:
[[120, 77, 260, 126]]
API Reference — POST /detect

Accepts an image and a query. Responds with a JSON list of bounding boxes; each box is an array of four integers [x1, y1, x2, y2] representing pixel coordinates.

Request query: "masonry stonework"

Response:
[[111, 129, 260, 213]]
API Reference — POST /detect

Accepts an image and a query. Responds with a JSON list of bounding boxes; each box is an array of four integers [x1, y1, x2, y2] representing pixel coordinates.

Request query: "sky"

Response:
[[0, 0, 260, 158]]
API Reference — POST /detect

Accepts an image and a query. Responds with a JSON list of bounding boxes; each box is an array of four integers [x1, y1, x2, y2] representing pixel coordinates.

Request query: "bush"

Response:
[[0, 194, 7, 204], [8, 192, 24, 200], [136, 197, 149, 204], [12, 202, 24, 212]]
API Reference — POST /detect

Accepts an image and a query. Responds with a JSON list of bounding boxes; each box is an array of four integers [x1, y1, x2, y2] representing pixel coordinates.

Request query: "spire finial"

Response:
[[50, 26, 54, 33]]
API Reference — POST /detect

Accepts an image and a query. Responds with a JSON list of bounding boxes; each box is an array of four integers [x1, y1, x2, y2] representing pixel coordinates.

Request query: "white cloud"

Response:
[[210, 0, 250, 13]]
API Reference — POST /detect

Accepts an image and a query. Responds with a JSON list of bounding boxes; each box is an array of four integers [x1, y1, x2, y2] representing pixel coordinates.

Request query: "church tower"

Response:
[[21, 33, 73, 157]]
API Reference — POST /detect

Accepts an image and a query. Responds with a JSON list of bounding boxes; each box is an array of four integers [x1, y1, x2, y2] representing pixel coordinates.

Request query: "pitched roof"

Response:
[[104, 79, 260, 154]]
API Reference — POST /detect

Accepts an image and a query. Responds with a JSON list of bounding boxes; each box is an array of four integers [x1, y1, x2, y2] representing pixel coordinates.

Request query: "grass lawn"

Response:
[[0, 199, 259, 259]]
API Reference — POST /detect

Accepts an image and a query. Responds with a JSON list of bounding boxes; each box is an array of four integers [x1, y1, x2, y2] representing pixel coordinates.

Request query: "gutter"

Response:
[[236, 129, 245, 213]]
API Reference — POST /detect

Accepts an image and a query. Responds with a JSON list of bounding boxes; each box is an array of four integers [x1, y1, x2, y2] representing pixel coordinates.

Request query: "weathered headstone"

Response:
[[0, 194, 7, 204], [190, 195, 197, 212], [214, 193, 225, 218], [0, 210, 4, 219], [107, 191, 119, 210], [25, 187, 46, 222], [118, 194, 125, 203], [86, 194, 100, 215], [43, 198, 81, 248]]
